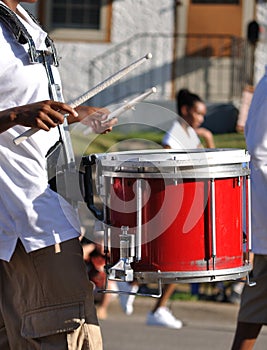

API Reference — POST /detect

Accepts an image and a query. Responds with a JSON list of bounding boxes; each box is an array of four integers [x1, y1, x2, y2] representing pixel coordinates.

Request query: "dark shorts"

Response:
[[238, 254, 267, 325]]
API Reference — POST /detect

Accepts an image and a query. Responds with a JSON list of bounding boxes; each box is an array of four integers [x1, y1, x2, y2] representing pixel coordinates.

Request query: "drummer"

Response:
[[0, 1, 117, 348]]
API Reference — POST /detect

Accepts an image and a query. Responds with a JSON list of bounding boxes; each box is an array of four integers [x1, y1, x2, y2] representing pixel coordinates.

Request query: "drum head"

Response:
[[91, 148, 250, 179]]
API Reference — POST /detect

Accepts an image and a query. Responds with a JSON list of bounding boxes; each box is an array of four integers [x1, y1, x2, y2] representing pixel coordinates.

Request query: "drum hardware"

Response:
[[244, 174, 256, 287], [210, 178, 216, 271], [99, 276, 163, 299], [0, 4, 58, 66], [246, 274, 256, 287], [136, 179, 142, 261], [246, 175, 252, 251], [108, 226, 135, 282], [13, 53, 153, 145]]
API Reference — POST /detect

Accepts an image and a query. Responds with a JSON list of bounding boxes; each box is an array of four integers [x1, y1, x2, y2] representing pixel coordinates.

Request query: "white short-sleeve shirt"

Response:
[[162, 119, 201, 149], [245, 66, 267, 254], [0, 3, 80, 261]]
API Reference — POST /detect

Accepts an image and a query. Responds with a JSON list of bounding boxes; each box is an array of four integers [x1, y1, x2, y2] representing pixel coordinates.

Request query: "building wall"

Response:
[[255, 1, 267, 85], [22, 1, 267, 102], [57, 1, 175, 104]]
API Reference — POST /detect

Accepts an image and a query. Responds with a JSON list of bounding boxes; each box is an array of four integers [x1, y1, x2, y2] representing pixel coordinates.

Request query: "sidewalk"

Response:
[[99, 296, 267, 350]]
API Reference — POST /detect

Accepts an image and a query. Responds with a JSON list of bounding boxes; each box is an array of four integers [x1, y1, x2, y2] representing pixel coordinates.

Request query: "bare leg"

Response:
[[152, 284, 176, 313], [231, 322, 262, 350], [97, 280, 116, 320], [147, 283, 182, 329]]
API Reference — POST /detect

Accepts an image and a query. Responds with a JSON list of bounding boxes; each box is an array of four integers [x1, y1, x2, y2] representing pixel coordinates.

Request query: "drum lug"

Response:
[[108, 226, 135, 282]]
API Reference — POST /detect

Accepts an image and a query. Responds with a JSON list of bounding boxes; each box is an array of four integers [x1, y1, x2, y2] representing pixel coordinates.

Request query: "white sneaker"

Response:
[[146, 306, 183, 329], [118, 282, 138, 315]]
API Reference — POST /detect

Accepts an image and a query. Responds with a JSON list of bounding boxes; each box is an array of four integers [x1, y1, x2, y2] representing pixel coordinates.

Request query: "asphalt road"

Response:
[[99, 296, 267, 350]]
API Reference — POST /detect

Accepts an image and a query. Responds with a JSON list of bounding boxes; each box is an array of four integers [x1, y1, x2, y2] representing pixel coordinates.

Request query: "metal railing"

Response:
[[87, 33, 252, 106]]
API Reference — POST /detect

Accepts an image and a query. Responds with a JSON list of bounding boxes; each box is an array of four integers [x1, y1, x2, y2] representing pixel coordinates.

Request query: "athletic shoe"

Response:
[[118, 282, 138, 315], [146, 306, 183, 329]]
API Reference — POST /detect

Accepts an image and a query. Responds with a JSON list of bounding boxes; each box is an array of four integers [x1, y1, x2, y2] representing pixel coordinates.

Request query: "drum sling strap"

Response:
[[0, 4, 80, 203], [0, 4, 58, 64]]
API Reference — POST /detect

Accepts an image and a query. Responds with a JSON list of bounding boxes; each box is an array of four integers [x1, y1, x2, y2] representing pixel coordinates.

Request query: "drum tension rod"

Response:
[[210, 178, 216, 270]]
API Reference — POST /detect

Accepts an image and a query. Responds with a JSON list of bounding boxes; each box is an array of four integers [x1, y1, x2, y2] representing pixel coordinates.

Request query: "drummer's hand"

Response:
[[73, 106, 118, 134], [2, 100, 78, 133]]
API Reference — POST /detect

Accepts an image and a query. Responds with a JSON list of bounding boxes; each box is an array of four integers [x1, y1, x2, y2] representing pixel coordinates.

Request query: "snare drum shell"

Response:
[[108, 176, 244, 273]]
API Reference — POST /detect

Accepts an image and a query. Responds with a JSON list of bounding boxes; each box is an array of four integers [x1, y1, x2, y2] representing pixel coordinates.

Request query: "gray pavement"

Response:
[[99, 296, 267, 350]]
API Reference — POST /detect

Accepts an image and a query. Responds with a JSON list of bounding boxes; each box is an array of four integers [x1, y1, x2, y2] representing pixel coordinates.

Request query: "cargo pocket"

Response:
[[21, 302, 85, 339]]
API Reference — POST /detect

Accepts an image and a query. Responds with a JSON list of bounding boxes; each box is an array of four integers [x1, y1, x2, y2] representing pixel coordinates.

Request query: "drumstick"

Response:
[[83, 87, 157, 135], [103, 87, 157, 122], [13, 53, 153, 145]]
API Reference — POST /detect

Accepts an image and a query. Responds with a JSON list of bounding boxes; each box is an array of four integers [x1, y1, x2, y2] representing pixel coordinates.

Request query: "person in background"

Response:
[[0, 1, 117, 349], [195, 127, 215, 148], [162, 88, 212, 149], [231, 67, 267, 350]]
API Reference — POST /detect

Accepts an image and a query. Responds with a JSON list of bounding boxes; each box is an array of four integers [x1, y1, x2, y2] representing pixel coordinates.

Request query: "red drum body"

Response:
[[85, 149, 251, 283]]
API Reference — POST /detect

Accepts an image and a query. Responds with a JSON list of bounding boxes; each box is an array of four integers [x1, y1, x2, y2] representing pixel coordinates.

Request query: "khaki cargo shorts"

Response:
[[0, 238, 103, 350]]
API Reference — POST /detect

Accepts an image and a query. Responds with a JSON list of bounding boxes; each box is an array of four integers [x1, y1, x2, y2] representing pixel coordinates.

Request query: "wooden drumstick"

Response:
[[83, 87, 157, 135], [102, 87, 157, 122], [13, 53, 153, 145]]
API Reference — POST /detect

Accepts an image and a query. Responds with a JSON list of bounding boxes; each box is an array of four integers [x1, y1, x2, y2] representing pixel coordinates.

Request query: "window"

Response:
[[191, 1, 239, 3], [39, 0, 111, 42]]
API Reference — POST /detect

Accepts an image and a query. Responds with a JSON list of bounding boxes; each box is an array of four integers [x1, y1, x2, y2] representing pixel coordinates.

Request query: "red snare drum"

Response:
[[84, 149, 251, 283]]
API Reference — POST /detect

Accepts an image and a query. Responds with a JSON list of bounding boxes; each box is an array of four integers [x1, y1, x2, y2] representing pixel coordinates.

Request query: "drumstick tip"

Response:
[[151, 87, 157, 93], [146, 53, 152, 60]]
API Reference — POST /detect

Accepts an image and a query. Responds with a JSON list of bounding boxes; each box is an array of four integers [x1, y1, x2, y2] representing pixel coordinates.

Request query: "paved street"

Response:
[[99, 296, 267, 350]]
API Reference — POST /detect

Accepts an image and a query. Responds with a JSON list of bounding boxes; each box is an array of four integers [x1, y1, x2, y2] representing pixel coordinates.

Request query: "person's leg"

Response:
[[147, 284, 182, 329], [96, 280, 117, 320], [231, 254, 267, 350], [119, 281, 139, 315], [151, 284, 176, 313], [231, 322, 262, 350]]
